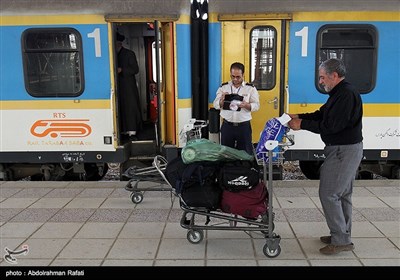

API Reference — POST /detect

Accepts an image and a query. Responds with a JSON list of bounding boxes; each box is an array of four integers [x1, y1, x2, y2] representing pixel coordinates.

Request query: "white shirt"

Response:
[[213, 81, 260, 123]]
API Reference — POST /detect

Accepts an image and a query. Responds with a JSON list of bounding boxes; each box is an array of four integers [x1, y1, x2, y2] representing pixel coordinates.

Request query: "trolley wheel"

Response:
[[263, 244, 281, 258], [187, 229, 204, 244], [130, 192, 144, 204]]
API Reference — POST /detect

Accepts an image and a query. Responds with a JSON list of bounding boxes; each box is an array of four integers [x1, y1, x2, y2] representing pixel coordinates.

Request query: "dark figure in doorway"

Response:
[[116, 32, 142, 140]]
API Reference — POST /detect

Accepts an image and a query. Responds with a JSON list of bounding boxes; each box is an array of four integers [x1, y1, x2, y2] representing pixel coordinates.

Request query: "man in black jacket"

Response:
[[288, 58, 363, 255]]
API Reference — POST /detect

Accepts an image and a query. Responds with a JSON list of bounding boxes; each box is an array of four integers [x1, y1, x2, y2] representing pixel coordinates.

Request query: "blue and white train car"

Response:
[[0, 0, 399, 180], [285, 12, 400, 179], [0, 15, 120, 180], [208, 8, 399, 179]]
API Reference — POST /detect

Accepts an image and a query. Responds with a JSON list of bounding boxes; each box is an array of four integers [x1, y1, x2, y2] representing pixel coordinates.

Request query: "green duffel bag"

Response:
[[181, 138, 254, 164]]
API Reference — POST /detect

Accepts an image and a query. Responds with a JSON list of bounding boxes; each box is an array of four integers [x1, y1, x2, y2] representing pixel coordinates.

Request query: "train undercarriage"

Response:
[[298, 160, 400, 180], [0, 162, 110, 181], [2, 159, 399, 181]]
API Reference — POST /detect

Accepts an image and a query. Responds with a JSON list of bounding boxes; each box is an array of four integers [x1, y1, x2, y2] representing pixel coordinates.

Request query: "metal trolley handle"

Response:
[[255, 133, 295, 166], [179, 119, 208, 144], [258, 134, 294, 245], [153, 155, 171, 188], [265, 134, 294, 151]]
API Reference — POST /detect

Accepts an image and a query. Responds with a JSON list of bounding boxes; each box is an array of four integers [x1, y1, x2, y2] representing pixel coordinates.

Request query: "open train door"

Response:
[[104, 15, 177, 177], [220, 16, 290, 143], [155, 20, 177, 151]]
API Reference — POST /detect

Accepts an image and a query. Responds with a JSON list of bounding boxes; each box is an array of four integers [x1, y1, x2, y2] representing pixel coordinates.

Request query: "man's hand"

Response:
[[219, 92, 228, 107], [288, 118, 302, 130], [238, 101, 250, 110]]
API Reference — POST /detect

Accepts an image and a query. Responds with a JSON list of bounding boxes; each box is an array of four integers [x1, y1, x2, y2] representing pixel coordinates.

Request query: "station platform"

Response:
[[0, 179, 398, 270]]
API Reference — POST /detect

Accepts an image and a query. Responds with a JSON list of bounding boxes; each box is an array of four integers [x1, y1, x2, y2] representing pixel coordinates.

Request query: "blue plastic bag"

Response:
[[256, 117, 289, 163]]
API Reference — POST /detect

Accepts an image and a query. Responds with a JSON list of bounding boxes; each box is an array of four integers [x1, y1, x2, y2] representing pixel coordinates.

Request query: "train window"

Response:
[[316, 24, 377, 94], [250, 26, 277, 90], [21, 28, 84, 97]]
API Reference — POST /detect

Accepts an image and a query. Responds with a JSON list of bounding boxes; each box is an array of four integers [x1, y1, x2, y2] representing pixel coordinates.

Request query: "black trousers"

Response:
[[220, 120, 253, 155]]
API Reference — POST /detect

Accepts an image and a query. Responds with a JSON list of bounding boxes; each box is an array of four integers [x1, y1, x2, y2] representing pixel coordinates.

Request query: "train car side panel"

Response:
[[175, 16, 193, 146], [208, 14, 222, 105], [286, 12, 400, 177], [0, 16, 116, 153], [288, 20, 400, 151]]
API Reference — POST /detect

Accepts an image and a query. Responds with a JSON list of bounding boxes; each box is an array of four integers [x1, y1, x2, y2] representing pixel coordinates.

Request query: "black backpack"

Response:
[[165, 157, 221, 210], [219, 160, 260, 192], [165, 156, 187, 191]]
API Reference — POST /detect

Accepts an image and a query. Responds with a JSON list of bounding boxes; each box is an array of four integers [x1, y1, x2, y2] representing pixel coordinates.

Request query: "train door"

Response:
[[105, 17, 177, 175], [157, 21, 176, 148], [108, 20, 175, 143], [221, 19, 288, 143], [109, 22, 156, 143]]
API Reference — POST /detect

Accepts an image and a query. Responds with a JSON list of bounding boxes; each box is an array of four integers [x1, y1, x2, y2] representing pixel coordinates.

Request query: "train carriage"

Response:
[[209, 10, 399, 179], [285, 12, 400, 179], [0, 15, 118, 180], [0, 0, 398, 180]]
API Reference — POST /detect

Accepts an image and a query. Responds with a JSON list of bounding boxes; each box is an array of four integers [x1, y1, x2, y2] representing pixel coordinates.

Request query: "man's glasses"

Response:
[[230, 75, 242, 80]]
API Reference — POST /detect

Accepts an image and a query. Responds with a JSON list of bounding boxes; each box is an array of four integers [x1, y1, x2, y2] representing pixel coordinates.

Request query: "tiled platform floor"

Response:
[[0, 180, 399, 267]]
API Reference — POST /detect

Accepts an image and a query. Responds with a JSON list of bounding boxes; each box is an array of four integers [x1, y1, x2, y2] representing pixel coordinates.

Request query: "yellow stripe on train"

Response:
[[292, 11, 400, 22], [289, 104, 400, 117], [0, 100, 111, 110], [0, 15, 106, 26]]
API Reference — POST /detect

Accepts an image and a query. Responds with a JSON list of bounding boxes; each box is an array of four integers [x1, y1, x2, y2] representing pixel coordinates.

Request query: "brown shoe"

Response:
[[319, 243, 355, 255], [320, 236, 331, 244]]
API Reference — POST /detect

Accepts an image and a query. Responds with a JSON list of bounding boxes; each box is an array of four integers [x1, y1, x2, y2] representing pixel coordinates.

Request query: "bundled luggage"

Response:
[[160, 123, 289, 257], [165, 154, 267, 218]]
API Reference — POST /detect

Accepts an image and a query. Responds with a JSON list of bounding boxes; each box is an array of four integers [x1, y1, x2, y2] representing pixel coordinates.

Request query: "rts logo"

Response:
[[30, 119, 92, 138]]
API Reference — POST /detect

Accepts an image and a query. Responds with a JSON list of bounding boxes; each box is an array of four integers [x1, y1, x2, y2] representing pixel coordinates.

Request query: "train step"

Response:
[[127, 140, 158, 157]]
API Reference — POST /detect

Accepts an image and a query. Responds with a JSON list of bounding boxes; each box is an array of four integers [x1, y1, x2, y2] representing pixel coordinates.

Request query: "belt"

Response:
[[223, 120, 250, 127]]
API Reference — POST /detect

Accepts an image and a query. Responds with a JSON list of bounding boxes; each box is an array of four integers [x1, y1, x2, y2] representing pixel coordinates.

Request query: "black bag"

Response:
[[165, 157, 221, 210], [223, 94, 244, 111], [165, 156, 187, 191], [219, 160, 260, 192]]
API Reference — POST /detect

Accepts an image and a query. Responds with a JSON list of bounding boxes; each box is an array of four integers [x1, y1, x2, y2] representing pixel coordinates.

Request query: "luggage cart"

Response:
[[124, 156, 171, 204], [254, 136, 294, 257], [178, 119, 208, 147], [153, 133, 293, 258], [124, 119, 207, 204]]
